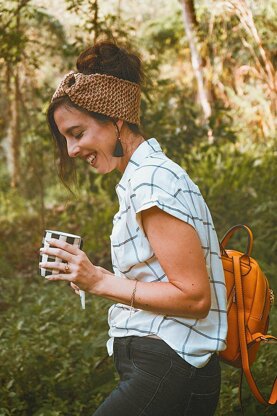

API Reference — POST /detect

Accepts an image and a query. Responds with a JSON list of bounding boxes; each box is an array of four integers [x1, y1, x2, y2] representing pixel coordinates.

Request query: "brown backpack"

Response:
[[219, 224, 277, 406]]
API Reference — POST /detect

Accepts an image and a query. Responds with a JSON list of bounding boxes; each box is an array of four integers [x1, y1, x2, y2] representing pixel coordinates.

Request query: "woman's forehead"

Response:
[[54, 105, 88, 130]]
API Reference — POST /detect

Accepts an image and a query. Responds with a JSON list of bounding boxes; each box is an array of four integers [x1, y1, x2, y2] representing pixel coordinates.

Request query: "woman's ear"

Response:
[[115, 119, 124, 132]]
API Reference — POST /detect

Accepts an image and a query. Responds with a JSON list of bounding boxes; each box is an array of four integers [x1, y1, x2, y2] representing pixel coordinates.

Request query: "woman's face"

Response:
[[54, 105, 124, 174]]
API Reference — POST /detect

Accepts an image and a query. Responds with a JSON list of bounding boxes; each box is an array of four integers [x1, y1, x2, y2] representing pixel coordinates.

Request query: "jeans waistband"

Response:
[[113, 335, 218, 365]]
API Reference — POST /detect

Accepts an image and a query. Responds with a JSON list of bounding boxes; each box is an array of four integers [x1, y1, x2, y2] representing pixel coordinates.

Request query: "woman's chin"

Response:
[[92, 164, 114, 175], [88, 155, 117, 174]]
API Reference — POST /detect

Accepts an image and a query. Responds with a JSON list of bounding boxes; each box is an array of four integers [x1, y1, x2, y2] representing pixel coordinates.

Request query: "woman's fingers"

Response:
[[71, 282, 80, 290], [44, 274, 71, 281], [70, 282, 80, 295], [40, 238, 81, 263], [44, 238, 79, 255], [40, 247, 72, 262], [39, 261, 71, 273]]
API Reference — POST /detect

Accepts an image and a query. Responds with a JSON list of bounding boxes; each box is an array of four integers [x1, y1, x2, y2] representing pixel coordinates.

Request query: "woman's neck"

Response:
[[117, 130, 145, 173]]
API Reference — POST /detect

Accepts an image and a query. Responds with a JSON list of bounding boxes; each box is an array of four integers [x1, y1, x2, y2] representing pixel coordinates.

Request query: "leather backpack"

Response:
[[219, 224, 277, 406]]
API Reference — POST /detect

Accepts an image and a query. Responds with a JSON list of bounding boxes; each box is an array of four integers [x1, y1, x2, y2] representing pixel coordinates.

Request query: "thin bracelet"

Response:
[[130, 279, 138, 317]]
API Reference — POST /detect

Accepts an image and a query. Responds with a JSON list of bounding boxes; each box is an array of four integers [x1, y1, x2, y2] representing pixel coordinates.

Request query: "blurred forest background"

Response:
[[0, 0, 276, 415]]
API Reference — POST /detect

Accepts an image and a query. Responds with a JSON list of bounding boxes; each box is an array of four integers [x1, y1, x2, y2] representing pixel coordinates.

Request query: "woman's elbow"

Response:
[[172, 280, 211, 319], [184, 294, 211, 319], [191, 277, 211, 319], [196, 296, 211, 319], [177, 298, 210, 319]]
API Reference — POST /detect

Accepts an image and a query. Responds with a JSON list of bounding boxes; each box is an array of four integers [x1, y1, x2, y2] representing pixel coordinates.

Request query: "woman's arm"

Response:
[[40, 207, 211, 319], [94, 207, 211, 319]]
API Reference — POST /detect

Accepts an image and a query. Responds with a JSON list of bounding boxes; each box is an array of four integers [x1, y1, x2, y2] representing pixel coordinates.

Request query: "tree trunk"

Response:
[[5, 2, 23, 188], [180, 0, 212, 120], [117, 0, 122, 20], [7, 65, 21, 188], [92, 0, 99, 43]]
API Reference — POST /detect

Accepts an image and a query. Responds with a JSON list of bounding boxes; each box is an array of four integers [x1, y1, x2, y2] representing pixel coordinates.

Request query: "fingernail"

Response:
[[39, 262, 45, 267]]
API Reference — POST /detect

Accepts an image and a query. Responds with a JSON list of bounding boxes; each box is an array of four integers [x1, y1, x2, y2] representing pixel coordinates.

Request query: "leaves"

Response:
[[0, 277, 115, 415]]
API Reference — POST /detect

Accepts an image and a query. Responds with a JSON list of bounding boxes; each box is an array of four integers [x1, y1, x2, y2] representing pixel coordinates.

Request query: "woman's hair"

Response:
[[47, 41, 145, 187]]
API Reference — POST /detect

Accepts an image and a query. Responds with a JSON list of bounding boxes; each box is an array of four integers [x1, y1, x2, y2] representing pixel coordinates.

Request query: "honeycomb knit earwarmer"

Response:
[[51, 71, 141, 125]]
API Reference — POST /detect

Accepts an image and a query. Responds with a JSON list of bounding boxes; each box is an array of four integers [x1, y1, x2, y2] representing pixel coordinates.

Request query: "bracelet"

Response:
[[130, 279, 138, 317]]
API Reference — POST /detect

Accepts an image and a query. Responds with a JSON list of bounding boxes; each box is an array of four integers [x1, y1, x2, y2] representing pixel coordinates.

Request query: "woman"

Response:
[[40, 41, 227, 416]]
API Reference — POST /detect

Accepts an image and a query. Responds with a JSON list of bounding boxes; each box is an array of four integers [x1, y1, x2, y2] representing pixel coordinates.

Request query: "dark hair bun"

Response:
[[76, 41, 143, 85]]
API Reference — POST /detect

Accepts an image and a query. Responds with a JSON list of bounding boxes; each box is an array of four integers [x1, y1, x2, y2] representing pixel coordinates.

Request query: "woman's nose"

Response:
[[67, 140, 80, 158]]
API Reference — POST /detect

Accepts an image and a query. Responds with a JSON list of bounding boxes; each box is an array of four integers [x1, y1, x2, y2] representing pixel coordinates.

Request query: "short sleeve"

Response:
[[129, 162, 197, 235]]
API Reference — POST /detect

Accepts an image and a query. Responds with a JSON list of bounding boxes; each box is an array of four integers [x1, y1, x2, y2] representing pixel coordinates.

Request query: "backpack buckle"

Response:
[[269, 289, 274, 306], [260, 336, 277, 344]]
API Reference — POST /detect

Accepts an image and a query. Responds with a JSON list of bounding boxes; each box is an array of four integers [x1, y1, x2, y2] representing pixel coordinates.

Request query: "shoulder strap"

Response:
[[233, 256, 277, 406]]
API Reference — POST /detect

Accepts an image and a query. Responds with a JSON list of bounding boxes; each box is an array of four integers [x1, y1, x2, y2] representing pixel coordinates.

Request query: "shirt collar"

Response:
[[116, 138, 162, 199]]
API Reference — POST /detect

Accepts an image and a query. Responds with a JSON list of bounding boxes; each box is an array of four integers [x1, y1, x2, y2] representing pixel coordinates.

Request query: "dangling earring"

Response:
[[113, 137, 124, 157], [113, 122, 124, 157]]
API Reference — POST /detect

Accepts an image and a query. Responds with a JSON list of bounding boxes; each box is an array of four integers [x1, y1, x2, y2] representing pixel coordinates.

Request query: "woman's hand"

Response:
[[39, 238, 103, 294]]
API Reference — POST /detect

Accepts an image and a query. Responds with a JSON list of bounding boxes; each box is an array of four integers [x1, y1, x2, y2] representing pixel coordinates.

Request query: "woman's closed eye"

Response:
[[75, 131, 84, 139]]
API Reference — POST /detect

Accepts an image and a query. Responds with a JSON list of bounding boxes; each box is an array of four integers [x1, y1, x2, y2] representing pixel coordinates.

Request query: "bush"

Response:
[[0, 276, 117, 415]]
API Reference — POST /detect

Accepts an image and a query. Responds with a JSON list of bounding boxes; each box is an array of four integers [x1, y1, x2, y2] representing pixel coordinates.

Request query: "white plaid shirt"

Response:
[[106, 138, 227, 367]]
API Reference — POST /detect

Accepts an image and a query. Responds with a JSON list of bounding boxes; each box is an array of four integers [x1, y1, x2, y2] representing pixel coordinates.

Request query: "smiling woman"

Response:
[[45, 40, 227, 416], [47, 41, 144, 185]]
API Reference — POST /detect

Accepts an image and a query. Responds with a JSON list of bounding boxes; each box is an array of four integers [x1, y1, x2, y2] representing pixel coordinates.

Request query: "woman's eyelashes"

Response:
[[74, 131, 84, 139]]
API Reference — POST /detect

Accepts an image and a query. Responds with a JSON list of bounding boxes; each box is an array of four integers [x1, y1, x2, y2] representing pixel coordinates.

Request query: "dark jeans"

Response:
[[93, 336, 221, 416]]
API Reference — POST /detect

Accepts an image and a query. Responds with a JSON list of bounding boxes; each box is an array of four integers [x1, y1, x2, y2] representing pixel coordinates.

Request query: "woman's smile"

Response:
[[86, 153, 97, 167]]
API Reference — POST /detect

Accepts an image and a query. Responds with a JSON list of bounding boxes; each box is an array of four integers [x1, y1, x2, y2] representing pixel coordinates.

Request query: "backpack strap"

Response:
[[221, 224, 253, 256], [233, 256, 277, 406]]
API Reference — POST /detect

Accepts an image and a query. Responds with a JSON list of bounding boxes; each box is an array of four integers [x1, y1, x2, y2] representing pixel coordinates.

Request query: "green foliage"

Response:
[[0, 276, 116, 415], [179, 137, 277, 290], [141, 9, 184, 56], [0, 1, 67, 66], [0, 182, 117, 277]]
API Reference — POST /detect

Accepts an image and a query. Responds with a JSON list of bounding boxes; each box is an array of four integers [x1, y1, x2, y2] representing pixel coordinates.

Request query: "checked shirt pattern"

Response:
[[106, 138, 227, 368]]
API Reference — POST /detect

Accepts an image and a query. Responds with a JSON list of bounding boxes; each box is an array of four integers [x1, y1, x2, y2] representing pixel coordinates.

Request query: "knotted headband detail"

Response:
[[51, 71, 141, 125]]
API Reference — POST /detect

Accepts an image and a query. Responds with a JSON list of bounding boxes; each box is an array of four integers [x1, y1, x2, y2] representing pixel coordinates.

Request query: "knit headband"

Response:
[[51, 71, 141, 125]]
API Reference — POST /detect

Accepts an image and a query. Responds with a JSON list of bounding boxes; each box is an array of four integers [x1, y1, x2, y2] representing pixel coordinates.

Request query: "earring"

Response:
[[113, 122, 124, 157], [113, 137, 124, 157]]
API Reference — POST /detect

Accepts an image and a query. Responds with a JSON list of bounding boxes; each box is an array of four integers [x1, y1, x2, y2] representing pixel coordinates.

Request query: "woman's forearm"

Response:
[[92, 271, 210, 319]]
